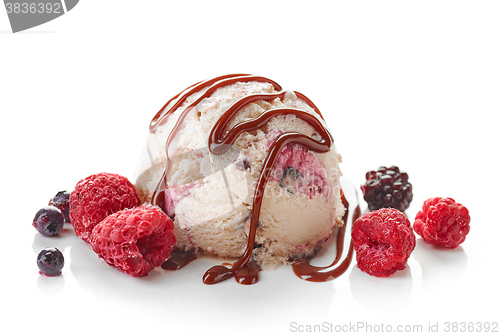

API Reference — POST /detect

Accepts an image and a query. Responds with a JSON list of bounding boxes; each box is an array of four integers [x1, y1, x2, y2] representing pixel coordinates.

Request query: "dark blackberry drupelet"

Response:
[[361, 166, 413, 212], [37, 247, 65, 276]]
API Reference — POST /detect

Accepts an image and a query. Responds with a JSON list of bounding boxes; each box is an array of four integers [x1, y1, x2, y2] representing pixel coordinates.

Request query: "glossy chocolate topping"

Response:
[[203, 131, 331, 285], [292, 192, 361, 282], [149, 74, 281, 133], [161, 250, 197, 271], [150, 74, 281, 210], [151, 74, 351, 285]]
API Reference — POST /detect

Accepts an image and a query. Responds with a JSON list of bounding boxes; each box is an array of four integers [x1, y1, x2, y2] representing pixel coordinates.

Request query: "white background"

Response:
[[1, 1, 499, 335]]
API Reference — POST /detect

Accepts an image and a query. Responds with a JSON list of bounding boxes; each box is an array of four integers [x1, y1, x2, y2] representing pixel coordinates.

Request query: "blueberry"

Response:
[[37, 247, 64, 276], [33, 206, 64, 237], [49, 190, 71, 222]]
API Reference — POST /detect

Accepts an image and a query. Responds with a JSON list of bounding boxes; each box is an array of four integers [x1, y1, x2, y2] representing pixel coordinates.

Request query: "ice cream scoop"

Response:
[[135, 74, 345, 283]]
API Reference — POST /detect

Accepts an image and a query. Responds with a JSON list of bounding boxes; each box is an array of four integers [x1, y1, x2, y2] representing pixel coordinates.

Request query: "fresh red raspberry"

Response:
[[90, 204, 176, 277], [69, 173, 140, 243], [414, 197, 470, 248], [352, 208, 415, 277]]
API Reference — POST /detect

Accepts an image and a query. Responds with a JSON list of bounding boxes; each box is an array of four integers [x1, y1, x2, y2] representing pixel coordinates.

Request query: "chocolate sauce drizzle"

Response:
[[150, 74, 281, 211], [161, 250, 197, 271], [151, 74, 354, 285], [292, 192, 361, 282]]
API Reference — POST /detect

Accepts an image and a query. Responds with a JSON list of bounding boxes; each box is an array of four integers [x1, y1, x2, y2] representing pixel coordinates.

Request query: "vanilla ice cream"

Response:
[[135, 74, 344, 266]]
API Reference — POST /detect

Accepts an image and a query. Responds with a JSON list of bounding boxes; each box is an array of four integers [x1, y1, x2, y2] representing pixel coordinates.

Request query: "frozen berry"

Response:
[[90, 204, 176, 277], [37, 247, 64, 276], [279, 167, 304, 194], [361, 165, 413, 212], [33, 206, 64, 237], [69, 172, 141, 243], [49, 190, 71, 223], [414, 197, 470, 248], [234, 158, 251, 171], [352, 208, 416, 277]]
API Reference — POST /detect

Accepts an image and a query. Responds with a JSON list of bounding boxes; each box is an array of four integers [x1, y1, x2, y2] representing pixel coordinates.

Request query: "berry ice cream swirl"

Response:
[[138, 74, 355, 284]]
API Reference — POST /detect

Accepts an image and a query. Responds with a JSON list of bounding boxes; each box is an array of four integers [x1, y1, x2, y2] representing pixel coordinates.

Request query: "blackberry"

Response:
[[37, 247, 64, 276], [33, 206, 65, 237], [49, 190, 71, 222], [360, 166, 413, 212]]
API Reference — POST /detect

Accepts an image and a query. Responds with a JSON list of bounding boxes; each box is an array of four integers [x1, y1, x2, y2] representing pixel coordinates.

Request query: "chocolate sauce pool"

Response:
[[152, 74, 356, 284]]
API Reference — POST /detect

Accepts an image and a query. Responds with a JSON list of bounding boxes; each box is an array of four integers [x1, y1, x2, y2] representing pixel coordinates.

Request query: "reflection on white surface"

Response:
[[412, 238, 468, 290], [30, 221, 340, 327], [37, 273, 65, 296], [31, 224, 74, 254], [349, 264, 413, 314]]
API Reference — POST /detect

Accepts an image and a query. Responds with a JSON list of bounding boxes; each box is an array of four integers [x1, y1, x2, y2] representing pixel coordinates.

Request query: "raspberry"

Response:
[[414, 197, 470, 248], [90, 204, 176, 277], [361, 165, 413, 212], [352, 208, 416, 277], [69, 173, 140, 243]]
